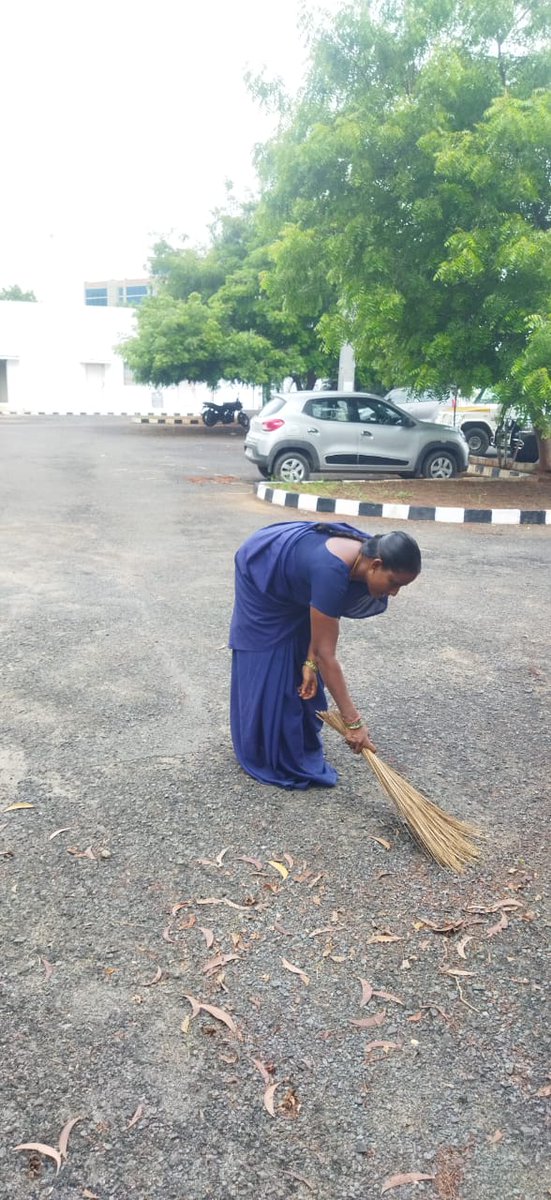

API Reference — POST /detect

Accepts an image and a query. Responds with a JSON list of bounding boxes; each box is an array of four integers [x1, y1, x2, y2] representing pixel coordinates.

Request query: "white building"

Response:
[[0, 300, 258, 416]]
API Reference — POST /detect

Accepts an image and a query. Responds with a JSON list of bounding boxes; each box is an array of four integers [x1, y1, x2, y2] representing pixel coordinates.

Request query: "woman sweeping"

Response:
[[229, 520, 421, 790]]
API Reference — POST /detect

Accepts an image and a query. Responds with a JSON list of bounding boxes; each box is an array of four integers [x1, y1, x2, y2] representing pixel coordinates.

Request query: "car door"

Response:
[[350, 398, 416, 470], [301, 397, 358, 469]]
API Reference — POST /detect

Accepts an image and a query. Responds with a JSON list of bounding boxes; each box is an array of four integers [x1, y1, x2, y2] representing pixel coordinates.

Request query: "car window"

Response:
[[260, 397, 286, 417], [352, 400, 409, 427], [303, 398, 352, 422]]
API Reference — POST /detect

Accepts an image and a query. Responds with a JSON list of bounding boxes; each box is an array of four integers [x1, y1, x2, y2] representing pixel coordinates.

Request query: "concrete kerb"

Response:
[[254, 481, 551, 527]]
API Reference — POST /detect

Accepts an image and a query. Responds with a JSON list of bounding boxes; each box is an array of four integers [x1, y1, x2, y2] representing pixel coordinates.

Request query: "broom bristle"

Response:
[[317, 709, 481, 872]]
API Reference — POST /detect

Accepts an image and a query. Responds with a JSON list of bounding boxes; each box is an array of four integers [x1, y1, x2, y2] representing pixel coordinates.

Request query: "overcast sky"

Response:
[[1, 0, 340, 303]]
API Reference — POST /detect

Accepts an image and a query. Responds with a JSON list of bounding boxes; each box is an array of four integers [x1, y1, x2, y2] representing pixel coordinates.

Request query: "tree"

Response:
[[255, 0, 551, 461], [121, 203, 338, 390], [0, 284, 36, 301]]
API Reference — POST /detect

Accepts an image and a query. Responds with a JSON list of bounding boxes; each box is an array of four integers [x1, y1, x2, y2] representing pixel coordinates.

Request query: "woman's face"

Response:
[[366, 559, 419, 599]]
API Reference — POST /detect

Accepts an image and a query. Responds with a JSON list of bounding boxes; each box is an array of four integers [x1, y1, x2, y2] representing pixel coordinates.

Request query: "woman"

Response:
[[229, 520, 421, 790]]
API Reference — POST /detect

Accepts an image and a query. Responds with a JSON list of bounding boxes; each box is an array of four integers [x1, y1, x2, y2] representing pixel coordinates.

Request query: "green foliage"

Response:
[[0, 284, 36, 301]]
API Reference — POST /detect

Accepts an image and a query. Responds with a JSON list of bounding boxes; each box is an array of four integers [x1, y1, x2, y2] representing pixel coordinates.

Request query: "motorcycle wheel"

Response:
[[202, 409, 218, 427], [222, 411, 234, 424], [237, 411, 250, 430]]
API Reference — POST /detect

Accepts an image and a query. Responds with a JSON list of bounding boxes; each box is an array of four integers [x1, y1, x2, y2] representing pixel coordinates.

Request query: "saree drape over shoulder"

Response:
[[229, 521, 387, 789]]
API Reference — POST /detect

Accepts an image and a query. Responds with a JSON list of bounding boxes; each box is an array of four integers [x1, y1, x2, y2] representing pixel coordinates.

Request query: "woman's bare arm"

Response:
[[307, 607, 376, 753]]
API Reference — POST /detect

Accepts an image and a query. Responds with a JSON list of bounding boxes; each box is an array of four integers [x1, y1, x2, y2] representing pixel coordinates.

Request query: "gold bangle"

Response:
[[344, 718, 363, 729], [303, 659, 318, 673]]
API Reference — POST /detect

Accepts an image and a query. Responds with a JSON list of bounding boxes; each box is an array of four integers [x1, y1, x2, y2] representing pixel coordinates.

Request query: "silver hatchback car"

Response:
[[244, 391, 469, 483]]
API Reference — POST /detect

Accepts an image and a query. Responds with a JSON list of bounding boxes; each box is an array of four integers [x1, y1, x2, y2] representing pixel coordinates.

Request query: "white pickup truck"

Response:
[[386, 389, 500, 455]]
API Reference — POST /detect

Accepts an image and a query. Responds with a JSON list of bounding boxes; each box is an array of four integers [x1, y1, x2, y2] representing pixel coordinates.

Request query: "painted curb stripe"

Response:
[[254, 483, 550, 527]]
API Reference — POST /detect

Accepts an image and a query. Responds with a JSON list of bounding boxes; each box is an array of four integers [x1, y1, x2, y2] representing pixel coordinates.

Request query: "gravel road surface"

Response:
[[1, 418, 549, 1200]]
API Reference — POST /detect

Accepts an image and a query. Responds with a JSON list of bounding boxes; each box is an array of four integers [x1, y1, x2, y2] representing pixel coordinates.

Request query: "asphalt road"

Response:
[[1, 417, 549, 1200]]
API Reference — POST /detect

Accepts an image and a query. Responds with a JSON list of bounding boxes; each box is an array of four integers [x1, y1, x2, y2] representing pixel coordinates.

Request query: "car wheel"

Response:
[[464, 426, 490, 455], [272, 451, 311, 484], [421, 450, 457, 479]]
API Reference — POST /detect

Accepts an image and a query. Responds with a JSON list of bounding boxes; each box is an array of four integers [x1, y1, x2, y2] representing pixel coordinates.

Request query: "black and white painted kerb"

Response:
[[254, 482, 551, 526]]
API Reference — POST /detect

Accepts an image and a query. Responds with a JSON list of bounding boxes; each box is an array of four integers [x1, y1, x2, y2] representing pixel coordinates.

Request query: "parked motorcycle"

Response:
[[201, 398, 250, 430]]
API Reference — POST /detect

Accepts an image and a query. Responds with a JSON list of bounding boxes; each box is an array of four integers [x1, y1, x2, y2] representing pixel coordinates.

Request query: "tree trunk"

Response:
[[535, 431, 551, 473]]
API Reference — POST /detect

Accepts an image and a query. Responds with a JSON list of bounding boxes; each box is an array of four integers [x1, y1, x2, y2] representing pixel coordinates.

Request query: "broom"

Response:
[[317, 709, 481, 872]]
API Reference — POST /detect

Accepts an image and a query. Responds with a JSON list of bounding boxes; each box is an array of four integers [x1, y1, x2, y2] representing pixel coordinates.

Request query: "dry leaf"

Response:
[[202, 952, 238, 976], [183, 992, 202, 1019], [253, 1058, 273, 1085], [58, 1117, 81, 1159], [282, 958, 309, 986], [181, 1015, 191, 1034], [196, 897, 249, 911], [237, 855, 264, 870], [283, 853, 294, 868], [199, 926, 214, 949], [360, 978, 373, 1007], [280, 1086, 301, 1117], [263, 1082, 280, 1117], [14, 1142, 62, 1174], [487, 1130, 503, 1145], [456, 935, 472, 960], [269, 860, 289, 880], [443, 968, 475, 977], [407, 1011, 425, 1023], [41, 957, 54, 982], [465, 899, 523, 914], [367, 932, 402, 944], [3, 802, 34, 812], [416, 917, 466, 934], [48, 827, 72, 840], [536, 1084, 551, 1098], [308, 872, 323, 888], [351, 1010, 386, 1029], [310, 925, 339, 938], [197, 1001, 237, 1033], [365, 1040, 400, 1054], [381, 1171, 434, 1193], [177, 914, 196, 930], [370, 835, 391, 850], [373, 989, 404, 1006], [216, 847, 230, 866], [127, 1104, 144, 1129], [162, 925, 176, 943], [487, 912, 509, 938], [83, 1190, 100, 1199], [67, 846, 96, 860], [274, 920, 292, 936], [143, 967, 163, 987]]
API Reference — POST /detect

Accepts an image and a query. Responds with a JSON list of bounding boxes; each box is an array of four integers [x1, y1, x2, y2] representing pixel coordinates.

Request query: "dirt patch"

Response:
[[275, 475, 551, 510]]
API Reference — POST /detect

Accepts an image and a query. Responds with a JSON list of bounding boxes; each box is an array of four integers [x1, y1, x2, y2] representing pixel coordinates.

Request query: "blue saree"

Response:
[[229, 521, 387, 789]]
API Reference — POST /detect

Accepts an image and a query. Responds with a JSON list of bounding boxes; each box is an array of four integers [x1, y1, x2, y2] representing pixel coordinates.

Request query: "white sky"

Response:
[[1, 0, 340, 303]]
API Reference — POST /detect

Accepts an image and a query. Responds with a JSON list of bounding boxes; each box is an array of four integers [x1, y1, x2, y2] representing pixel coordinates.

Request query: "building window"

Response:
[[124, 285, 149, 305], [85, 287, 108, 306]]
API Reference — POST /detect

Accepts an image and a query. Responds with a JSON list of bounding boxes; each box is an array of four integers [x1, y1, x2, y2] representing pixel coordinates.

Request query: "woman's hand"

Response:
[[298, 662, 318, 701], [344, 724, 376, 754]]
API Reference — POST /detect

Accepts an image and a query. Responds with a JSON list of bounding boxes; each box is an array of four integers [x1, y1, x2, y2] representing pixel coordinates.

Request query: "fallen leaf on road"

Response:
[[351, 1010, 386, 1029], [373, 989, 404, 1006], [415, 917, 467, 934], [381, 1171, 434, 1193], [285, 1169, 315, 1191], [197, 1001, 238, 1033], [83, 1190, 100, 1199], [215, 847, 230, 866], [407, 1012, 425, 1023], [442, 968, 475, 977], [360, 978, 373, 1007], [370, 836, 391, 850], [456, 935, 472, 960], [3, 802, 34, 812], [177, 914, 196, 929], [274, 920, 292, 935], [269, 860, 289, 879], [58, 1117, 81, 1160], [67, 846, 96, 860], [280, 1086, 301, 1117], [14, 1142, 62, 1174], [127, 1104, 144, 1129], [202, 953, 238, 976], [183, 993, 202, 1019], [264, 1082, 280, 1116], [162, 926, 176, 943], [282, 958, 309, 986], [487, 912, 509, 938], [487, 1130, 502, 1145], [536, 1084, 551, 1098], [199, 926, 214, 948], [310, 925, 341, 938], [48, 827, 72, 840], [237, 855, 264, 871], [181, 1015, 191, 1034], [253, 1058, 274, 1085], [41, 957, 54, 982], [283, 853, 294, 869], [465, 899, 523, 914], [365, 1040, 400, 1055], [196, 897, 250, 911], [143, 967, 163, 987], [367, 932, 402, 944]]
